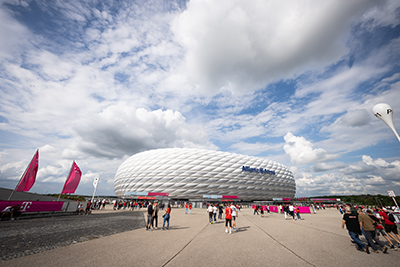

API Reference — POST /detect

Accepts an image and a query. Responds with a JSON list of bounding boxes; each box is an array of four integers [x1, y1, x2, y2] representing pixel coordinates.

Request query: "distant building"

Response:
[[114, 148, 296, 201]]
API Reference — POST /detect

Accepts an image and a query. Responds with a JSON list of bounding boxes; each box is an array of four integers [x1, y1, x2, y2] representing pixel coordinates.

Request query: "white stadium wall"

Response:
[[114, 148, 296, 201]]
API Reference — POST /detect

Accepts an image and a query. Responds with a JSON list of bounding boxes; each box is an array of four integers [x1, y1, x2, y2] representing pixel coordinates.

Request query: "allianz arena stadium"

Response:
[[114, 148, 296, 201]]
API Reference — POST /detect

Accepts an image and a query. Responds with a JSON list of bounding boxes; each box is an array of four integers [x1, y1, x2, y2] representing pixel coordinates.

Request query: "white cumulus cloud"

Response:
[[284, 132, 339, 165]]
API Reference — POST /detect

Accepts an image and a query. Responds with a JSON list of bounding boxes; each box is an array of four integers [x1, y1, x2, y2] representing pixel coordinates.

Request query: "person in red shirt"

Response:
[[85, 201, 92, 215], [185, 202, 188, 214], [225, 205, 233, 234], [189, 203, 192, 214], [378, 206, 400, 246]]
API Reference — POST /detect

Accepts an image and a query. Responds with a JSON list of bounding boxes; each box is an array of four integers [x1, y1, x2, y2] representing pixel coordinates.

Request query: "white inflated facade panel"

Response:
[[114, 148, 296, 200]]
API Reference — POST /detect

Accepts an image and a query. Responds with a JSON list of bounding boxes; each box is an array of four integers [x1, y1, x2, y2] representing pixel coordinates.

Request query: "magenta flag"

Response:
[[16, 150, 39, 192], [62, 162, 82, 194]]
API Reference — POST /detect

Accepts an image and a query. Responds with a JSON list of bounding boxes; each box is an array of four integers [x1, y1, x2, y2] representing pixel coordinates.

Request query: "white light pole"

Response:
[[372, 103, 400, 142], [91, 177, 99, 204], [373, 104, 400, 210]]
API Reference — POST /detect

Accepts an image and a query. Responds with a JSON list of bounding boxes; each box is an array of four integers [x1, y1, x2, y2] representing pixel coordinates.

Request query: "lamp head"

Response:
[[373, 103, 400, 142], [373, 103, 394, 128]]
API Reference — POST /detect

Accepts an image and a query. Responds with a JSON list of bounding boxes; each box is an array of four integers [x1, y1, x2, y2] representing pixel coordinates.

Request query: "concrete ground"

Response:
[[2, 206, 400, 267]]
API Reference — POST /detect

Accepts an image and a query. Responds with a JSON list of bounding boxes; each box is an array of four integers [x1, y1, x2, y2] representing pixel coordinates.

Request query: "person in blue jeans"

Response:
[[342, 207, 370, 254], [162, 204, 171, 230], [295, 207, 302, 220]]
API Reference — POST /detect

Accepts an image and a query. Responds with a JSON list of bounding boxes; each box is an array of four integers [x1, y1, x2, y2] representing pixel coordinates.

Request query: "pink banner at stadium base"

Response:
[[148, 192, 169, 196], [251, 205, 278, 212], [267, 206, 278, 213], [252, 205, 311, 214], [222, 195, 238, 199], [0, 201, 63, 213], [298, 206, 311, 213]]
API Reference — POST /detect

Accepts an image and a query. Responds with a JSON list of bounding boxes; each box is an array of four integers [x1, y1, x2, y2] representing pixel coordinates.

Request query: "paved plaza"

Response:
[[1, 206, 400, 267]]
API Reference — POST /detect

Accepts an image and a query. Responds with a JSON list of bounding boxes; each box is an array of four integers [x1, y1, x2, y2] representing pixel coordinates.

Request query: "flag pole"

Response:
[[8, 149, 38, 201], [57, 161, 74, 201]]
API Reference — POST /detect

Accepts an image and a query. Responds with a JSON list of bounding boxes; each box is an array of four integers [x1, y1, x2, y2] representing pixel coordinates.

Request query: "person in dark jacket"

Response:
[[146, 202, 154, 231], [342, 207, 369, 253]]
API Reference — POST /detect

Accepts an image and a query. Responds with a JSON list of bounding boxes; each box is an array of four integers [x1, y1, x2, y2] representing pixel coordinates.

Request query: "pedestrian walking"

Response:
[[225, 205, 233, 234], [213, 204, 218, 222], [253, 205, 259, 215], [296, 207, 302, 220], [218, 204, 224, 219], [284, 205, 288, 220], [377, 206, 400, 246], [231, 203, 238, 231], [342, 207, 369, 253], [367, 210, 398, 250], [289, 204, 296, 220], [207, 204, 214, 224], [358, 208, 388, 253]]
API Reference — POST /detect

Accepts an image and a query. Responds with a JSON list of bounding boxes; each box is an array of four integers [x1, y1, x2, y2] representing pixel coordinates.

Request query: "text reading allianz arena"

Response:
[[114, 148, 296, 201]]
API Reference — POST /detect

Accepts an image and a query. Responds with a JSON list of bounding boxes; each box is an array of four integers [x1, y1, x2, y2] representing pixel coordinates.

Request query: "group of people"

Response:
[[206, 203, 239, 234], [184, 202, 192, 214], [112, 200, 166, 211], [342, 205, 400, 254], [77, 201, 93, 215], [254, 204, 302, 220], [92, 199, 106, 210], [0, 204, 21, 220], [253, 205, 270, 217], [282, 204, 302, 220], [146, 202, 171, 231]]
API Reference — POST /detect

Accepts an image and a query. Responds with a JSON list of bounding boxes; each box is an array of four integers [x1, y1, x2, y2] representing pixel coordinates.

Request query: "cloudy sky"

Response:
[[1, 0, 400, 198]]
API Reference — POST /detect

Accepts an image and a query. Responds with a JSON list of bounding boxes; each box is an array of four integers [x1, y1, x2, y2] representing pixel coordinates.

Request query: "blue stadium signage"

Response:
[[242, 166, 275, 175]]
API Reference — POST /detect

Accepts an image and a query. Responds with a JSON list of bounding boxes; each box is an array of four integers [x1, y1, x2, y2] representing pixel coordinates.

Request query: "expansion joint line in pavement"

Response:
[[161, 223, 209, 267], [243, 215, 316, 267], [282, 218, 344, 238]]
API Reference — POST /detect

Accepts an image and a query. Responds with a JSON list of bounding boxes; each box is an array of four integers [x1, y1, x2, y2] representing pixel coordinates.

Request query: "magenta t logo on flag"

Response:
[[16, 150, 39, 192], [62, 162, 82, 194]]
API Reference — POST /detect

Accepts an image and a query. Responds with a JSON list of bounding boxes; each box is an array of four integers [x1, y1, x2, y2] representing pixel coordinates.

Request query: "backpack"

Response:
[[388, 213, 396, 223]]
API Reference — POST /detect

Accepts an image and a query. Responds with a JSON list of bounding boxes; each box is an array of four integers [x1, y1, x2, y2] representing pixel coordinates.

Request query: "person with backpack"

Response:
[[377, 206, 400, 247], [342, 207, 369, 253], [367, 210, 398, 251], [357, 208, 388, 253]]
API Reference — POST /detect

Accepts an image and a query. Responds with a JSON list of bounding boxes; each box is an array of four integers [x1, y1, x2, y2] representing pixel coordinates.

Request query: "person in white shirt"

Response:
[[230, 203, 238, 231], [289, 204, 296, 220], [1, 206, 14, 220], [207, 204, 214, 224], [212, 204, 218, 222]]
